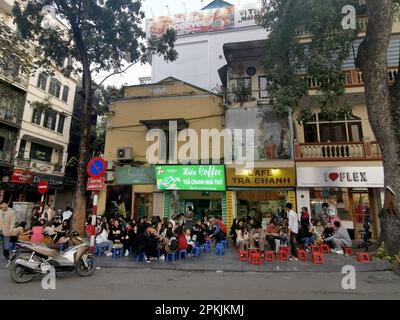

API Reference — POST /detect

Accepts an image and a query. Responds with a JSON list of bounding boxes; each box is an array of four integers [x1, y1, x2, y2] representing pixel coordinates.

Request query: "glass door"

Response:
[[351, 191, 372, 240]]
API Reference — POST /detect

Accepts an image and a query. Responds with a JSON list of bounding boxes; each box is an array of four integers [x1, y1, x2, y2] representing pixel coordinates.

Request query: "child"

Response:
[[10, 222, 28, 244], [313, 220, 325, 244]]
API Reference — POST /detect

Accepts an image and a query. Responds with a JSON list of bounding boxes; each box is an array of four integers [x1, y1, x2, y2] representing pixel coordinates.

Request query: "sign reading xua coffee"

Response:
[[155, 165, 226, 191]]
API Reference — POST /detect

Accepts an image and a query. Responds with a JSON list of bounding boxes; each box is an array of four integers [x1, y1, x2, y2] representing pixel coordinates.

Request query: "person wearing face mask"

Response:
[[191, 219, 206, 245]]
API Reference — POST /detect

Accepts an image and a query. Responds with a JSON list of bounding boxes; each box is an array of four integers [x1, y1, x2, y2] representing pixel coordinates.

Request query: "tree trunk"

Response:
[[356, 0, 400, 255], [71, 28, 93, 236]]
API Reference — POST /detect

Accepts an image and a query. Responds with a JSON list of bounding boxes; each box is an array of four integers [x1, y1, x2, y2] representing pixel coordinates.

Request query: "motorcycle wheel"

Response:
[[10, 262, 36, 284], [75, 255, 96, 277]]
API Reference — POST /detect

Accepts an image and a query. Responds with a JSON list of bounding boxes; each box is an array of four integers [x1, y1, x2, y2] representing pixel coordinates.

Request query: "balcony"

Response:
[[0, 107, 22, 127], [0, 64, 29, 90], [294, 141, 382, 161], [0, 150, 12, 164], [13, 158, 64, 175]]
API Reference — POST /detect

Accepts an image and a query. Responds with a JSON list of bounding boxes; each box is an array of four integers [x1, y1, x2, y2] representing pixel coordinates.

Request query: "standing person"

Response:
[[318, 202, 330, 226], [286, 203, 299, 261], [41, 205, 54, 221], [62, 207, 73, 222], [298, 207, 314, 252], [0, 201, 16, 260], [184, 206, 194, 231], [230, 218, 238, 246]]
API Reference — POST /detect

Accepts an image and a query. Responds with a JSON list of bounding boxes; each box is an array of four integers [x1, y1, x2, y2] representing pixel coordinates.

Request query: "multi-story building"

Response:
[[100, 77, 224, 221], [217, 7, 400, 240], [0, 0, 78, 208], [148, 0, 267, 91]]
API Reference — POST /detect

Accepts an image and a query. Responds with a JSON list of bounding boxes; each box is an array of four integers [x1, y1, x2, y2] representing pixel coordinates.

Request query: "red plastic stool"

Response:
[[251, 252, 262, 265], [312, 252, 324, 264], [239, 250, 249, 262], [311, 244, 321, 254], [319, 244, 330, 254], [249, 249, 258, 257], [356, 252, 371, 263], [297, 249, 307, 261], [280, 249, 289, 261], [264, 250, 275, 262], [343, 247, 353, 256]]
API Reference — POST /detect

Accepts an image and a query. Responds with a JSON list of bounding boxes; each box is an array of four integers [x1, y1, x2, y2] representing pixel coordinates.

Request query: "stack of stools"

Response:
[[215, 243, 225, 256]]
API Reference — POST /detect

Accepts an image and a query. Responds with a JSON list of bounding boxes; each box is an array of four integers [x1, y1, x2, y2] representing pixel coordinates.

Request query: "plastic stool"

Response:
[[135, 252, 146, 262], [264, 250, 275, 262], [319, 244, 330, 254], [251, 252, 262, 265], [215, 244, 225, 256], [239, 250, 249, 262], [192, 246, 202, 257], [249, 249, 258, 257], [206, 240, 213, 248], [179, 249, 188, 260], [202, 243, 211, 253], [356, 252, 371, 263], [297, 249, 307, 261], [310, 244, 321, 254], [94, 246, 105, 256], [280, 249, 289, 261], [343, 247, 353, 256], [312, 252, 324, 264], [112, 247, 123, 258], [166, 252, 176, 262], [220, 240, 229, 249]]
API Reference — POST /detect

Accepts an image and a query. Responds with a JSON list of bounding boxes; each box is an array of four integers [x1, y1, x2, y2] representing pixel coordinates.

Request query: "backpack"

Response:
[[169, 237, 178, 251]]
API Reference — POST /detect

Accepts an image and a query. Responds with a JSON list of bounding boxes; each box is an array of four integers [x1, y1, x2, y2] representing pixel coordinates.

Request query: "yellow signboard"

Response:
[[226, 191, 234, 228], [226, 168, 296, 187], [287, 190, 297, 212]]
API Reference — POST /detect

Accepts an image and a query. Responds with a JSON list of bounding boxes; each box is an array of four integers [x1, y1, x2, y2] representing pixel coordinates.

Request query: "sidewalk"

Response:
[[96, 247, 393, 273]]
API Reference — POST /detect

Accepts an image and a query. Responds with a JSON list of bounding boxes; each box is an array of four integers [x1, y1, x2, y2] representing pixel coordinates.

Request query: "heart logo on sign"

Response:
[[329, 173, 339, 181]]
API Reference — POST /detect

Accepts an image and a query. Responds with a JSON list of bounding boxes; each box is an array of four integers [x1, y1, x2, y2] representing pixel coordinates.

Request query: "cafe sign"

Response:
[[296, 167, 384, 188], [115, 167, 155, 185], [155, 165, 226, 191], [226, 168, 296, 187]]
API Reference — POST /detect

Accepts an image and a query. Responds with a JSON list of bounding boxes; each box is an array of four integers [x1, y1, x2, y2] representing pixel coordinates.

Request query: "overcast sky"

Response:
[[94, 0, 258, 88]]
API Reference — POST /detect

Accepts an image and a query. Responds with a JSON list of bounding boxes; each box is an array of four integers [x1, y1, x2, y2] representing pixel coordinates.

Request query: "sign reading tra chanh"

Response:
[[226, 168, 296, 187]]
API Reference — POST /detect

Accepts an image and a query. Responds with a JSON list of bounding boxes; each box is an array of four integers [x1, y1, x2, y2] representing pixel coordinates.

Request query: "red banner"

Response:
[[10, 169, 33, 184]]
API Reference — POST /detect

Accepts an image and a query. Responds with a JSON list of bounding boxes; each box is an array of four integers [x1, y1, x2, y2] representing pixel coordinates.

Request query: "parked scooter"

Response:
[[6, 231, 96, 283], [358, 222, 373, 251]]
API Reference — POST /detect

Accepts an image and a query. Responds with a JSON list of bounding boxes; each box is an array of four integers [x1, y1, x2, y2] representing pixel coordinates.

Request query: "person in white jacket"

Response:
[[96, 226, 113, 256]]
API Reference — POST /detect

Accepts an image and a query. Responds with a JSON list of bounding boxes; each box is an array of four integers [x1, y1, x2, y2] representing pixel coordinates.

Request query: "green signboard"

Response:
[[115, 167, 155, 185], [155, 165, 226, 191]]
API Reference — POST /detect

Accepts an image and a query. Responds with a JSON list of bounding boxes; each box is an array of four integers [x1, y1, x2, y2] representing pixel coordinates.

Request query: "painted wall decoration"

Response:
[[226, 107, 294, 161]]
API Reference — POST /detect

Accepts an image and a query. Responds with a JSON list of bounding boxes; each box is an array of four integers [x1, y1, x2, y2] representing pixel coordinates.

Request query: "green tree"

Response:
[[259, 0, 400, 254], [13, 0, 177, 234]]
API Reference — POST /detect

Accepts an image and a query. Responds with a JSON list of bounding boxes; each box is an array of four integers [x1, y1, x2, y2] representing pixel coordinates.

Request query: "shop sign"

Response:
[[226, 191, 235, 228], [296, 167, 384, 188], [235, 3, 261, 28], [155, 165, 226, 191], [226, 168, 296, 187], [10, 169, 33, 184], [87, 177, 106, 191], [287, 191, 297, 212], [32, 174, 64, 188], [115, 167, 155, 185]]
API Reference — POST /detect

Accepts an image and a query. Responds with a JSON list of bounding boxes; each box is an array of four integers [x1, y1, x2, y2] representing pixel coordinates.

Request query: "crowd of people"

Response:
[[93, 207, 228, 263], [231, 202, 352, 261]]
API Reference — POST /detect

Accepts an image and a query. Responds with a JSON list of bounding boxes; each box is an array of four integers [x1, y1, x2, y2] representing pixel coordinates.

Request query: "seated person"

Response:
[[313, 220, 325, 244], [208, 218, 225, 243], [177, 228, 193, 255], [265, 217, 282, 252], [191, 219, 206, 245], [136, 224, 158, 262], [10, 222, 28, 244], [96, 225, 113, 256], [323, 222, 335, 248], [109, 219, 125, 248], [236, 225, 250, 251], [324, 221, 352, 255], [249, 221, 266, 251]]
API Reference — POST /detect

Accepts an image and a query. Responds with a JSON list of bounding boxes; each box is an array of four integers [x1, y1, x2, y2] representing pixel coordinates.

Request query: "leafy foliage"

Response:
[[258, 0, 358, 122]]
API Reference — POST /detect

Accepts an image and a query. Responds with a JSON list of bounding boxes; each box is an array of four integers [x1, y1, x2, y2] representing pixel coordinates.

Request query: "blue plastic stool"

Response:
[[135, 252, 147, 262], [202, 243, 210, 253], [215, 243, 225, 256], [166, 252, 176, 262], [94, 246, 105, 256], [206, 240, 213, 248], [179, 249, 188, 259], [220, 240, 229, 249], [112, 247, 123, 258], [156, 248, 161, 258], [192, 246, 202, 257]]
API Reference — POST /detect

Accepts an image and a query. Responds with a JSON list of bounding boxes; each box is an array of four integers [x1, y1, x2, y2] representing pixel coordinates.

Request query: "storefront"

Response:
[[296, 166, 385, 240], [110, 166, 157, 220], [155, 164, 226, 221], [226, 167, 297, 227]]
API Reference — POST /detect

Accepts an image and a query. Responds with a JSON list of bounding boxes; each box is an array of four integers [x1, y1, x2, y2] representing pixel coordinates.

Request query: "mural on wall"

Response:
[[226, 107, 293, 161]]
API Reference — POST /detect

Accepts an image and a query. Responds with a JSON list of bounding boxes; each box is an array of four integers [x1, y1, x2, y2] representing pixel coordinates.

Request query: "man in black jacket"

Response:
[[136, 224, 158, 262]]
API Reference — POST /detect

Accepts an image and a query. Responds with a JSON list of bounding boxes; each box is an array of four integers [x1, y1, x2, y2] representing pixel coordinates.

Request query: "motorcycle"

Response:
[[6, 231, 96, 283], [358, 221, 373, 251]]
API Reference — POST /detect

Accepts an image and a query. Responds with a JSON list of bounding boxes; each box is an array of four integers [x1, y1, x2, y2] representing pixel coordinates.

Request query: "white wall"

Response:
[[151, 26, 268, 91], [296, 188, 311, 213]]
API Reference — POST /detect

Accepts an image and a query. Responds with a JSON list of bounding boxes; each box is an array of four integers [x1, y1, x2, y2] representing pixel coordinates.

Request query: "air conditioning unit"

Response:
[[106, 161, 115, 170], [117, 147, 133, 161], [104, 171, 115, 182]]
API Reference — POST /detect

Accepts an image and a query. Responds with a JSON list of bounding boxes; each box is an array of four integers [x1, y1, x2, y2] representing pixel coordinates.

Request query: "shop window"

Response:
[[304, 123, 318, 143], [259, 76, 269, 99], [319, 123, 347, 142], [348, 122, 363, 141], [49, 78, 61, 98], [30, 142, 52, 162]]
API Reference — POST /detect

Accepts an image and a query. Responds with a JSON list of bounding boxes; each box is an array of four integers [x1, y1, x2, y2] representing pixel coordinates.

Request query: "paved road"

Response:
[[0, 267, 399, 300]]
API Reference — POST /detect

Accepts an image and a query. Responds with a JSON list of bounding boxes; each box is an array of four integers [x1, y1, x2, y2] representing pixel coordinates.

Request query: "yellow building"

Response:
[[99, 77, 224, 220]]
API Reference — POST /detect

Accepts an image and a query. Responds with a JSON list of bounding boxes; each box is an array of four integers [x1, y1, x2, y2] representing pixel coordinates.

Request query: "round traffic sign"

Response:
[[38, 181, 49, 194], [87, 157, 106, 178]]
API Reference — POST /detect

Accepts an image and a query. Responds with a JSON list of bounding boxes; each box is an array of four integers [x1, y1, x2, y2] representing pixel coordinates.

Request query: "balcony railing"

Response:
[[0, 65, 29, 89], [0, 107, 22, 126], [13, 158, 64, 175], [294, 141, 382, 161]]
